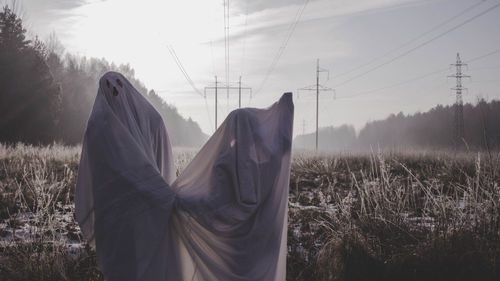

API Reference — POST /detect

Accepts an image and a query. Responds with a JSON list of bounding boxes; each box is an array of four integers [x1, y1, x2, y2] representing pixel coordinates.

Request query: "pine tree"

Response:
[[0, 5, 30, 51], [0, 5, 61, 144]]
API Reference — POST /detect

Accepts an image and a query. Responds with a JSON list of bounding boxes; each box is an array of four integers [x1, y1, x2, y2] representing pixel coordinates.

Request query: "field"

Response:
[[0, 143, 499, 281]]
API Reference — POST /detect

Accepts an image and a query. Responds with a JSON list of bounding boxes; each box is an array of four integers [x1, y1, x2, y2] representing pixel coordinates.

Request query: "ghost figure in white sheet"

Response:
[[76, 71, 294, 281]]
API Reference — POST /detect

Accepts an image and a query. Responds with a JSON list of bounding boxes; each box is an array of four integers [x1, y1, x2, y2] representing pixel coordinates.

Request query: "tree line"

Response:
[[0, 6, 207, 146], [357, 100, 500, 150], [294, 100, 500, 151]]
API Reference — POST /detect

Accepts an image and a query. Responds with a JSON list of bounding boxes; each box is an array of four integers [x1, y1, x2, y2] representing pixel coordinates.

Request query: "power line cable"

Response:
[[203, 93, 214, 131], [337, 47, 500, 99], [226, 0, 230, 113], [332, 2, 500, 89], [334, 0, 489, 79], [254, 0, 310, 96], [466, 48, 500, 63], [167, 45, 203, 96], [210, 40, 216, 76], [240, 0, 249, 77], [223, 0, 227, 84], [223, 0, 230, 98], [167, 45, 214, 131], [337, 68, 449, 99]]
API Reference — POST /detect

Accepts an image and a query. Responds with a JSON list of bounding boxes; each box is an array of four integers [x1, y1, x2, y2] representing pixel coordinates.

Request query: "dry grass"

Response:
[[0, 142, 102, 281], [288, 150, 500, 281], [0, 143, 499, 280]]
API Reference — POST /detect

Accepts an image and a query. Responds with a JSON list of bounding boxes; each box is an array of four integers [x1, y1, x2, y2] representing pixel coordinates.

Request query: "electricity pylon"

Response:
[[298, 59, 335, 151], [448, 53, 470, 147]]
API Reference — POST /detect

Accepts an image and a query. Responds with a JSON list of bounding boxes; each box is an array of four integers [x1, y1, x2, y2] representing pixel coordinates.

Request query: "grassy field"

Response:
[[0, 143, 499, 281]]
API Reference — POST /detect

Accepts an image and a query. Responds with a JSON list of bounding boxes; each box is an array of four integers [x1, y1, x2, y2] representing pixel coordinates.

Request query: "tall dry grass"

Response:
[[0, 143, 499, 280], [288, 150, 500, 281], [0, 142, 102, 281]]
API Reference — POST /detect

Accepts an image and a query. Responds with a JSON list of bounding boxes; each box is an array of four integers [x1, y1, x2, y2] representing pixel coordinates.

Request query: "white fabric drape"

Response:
[[75, 72, 294, 281]]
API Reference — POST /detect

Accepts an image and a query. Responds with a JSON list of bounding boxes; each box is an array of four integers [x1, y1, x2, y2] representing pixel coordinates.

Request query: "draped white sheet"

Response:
[[75, 72, 294, 281]]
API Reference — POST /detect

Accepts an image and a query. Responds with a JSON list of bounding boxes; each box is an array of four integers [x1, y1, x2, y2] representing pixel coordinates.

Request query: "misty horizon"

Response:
[[11, 0, 499, 138]]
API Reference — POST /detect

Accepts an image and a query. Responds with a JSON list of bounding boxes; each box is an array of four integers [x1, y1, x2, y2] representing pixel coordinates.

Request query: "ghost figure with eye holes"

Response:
[[91, 71, 176, 182]]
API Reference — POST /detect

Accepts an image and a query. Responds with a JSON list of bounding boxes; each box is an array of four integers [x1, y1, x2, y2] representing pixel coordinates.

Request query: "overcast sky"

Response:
[[13, 0, 500, 136]]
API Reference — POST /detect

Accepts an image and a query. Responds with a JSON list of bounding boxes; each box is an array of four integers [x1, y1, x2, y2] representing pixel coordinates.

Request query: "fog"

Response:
[[1, 1, 500, 149], [294, 99, 500, 151]]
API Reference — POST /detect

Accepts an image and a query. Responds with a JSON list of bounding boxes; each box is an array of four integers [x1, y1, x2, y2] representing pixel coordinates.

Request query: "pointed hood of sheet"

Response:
[[75, 71, 177, 280]]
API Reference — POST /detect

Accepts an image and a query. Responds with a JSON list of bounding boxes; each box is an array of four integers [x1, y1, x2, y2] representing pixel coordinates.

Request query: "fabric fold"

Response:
[[75, 71, 294, 281]]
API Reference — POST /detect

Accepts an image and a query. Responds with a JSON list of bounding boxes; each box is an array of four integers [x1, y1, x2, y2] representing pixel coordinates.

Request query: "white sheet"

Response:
[[75, 71, 294, 281]]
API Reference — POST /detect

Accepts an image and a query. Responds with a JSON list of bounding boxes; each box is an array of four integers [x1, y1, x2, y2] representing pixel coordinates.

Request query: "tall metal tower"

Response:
[[298, 59, 335, 151], [448, 53, 470, 146]]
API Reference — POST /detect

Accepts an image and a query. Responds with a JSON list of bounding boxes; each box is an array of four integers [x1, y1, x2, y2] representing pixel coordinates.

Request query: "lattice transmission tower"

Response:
[[448, 53, 470, 147]]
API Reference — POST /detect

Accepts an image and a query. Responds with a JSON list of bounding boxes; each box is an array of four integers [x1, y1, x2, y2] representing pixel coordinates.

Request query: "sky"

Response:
[[12, 0, 500, 136]]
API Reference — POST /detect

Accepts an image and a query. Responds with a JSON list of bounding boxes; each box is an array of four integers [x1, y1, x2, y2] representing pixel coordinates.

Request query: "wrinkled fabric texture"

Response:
[[75, 71, 294, 281]]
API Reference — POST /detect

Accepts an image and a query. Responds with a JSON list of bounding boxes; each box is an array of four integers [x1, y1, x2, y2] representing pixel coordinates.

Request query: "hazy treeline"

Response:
[[358, 100, 500, 150], [295, 99, 500, 151], [294, 125, 356, 151], [0, 6, 207, 146], [0, 6, 60, 144]]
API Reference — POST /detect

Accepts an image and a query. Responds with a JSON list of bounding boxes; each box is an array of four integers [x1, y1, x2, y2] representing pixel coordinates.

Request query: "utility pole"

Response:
[[238, 76, 242, 108], [203, 76, 220, 131], [205, 76, 252, 130], [298, 59, 335, 151], [448, 53, 470, 147], [232, 76, 252, 108]]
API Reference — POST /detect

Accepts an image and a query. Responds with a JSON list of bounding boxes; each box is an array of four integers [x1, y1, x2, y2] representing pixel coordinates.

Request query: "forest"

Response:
[[0, 6, 207, 147], [1, 3, 499, 281], [2, 3, 500, 151], [358, 100, 500, 150], [295, 99, 500, 151]]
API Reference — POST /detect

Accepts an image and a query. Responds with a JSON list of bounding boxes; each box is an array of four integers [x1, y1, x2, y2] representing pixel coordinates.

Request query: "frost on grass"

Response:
[[1, 144, 500, 281], [0, 143, 102, 281], [286, 151, 500, 281]]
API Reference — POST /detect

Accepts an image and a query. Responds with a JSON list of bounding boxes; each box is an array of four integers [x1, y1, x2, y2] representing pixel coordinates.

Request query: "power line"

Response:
[[334, 0, 489, 79], [337, 68, 449, 99], [470, 79, 500, 84], [167, 45, 213, 131], [254, 0, 310, 96], [332, 1, 500, 89], [203, 91, 214, 132], [205, 76, 220, 131], [167, 45, 203, 97], [209, 1, 218, 77], [240, 0, 249, 77], [466, 48, 500, 63], [204, 76, 252, 130], [448, 53, 470, 146], [336, 47, 500, 100], [223, 0, 230, 98], [210, 40, 216, 76], [297, 59, 335, 151]]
